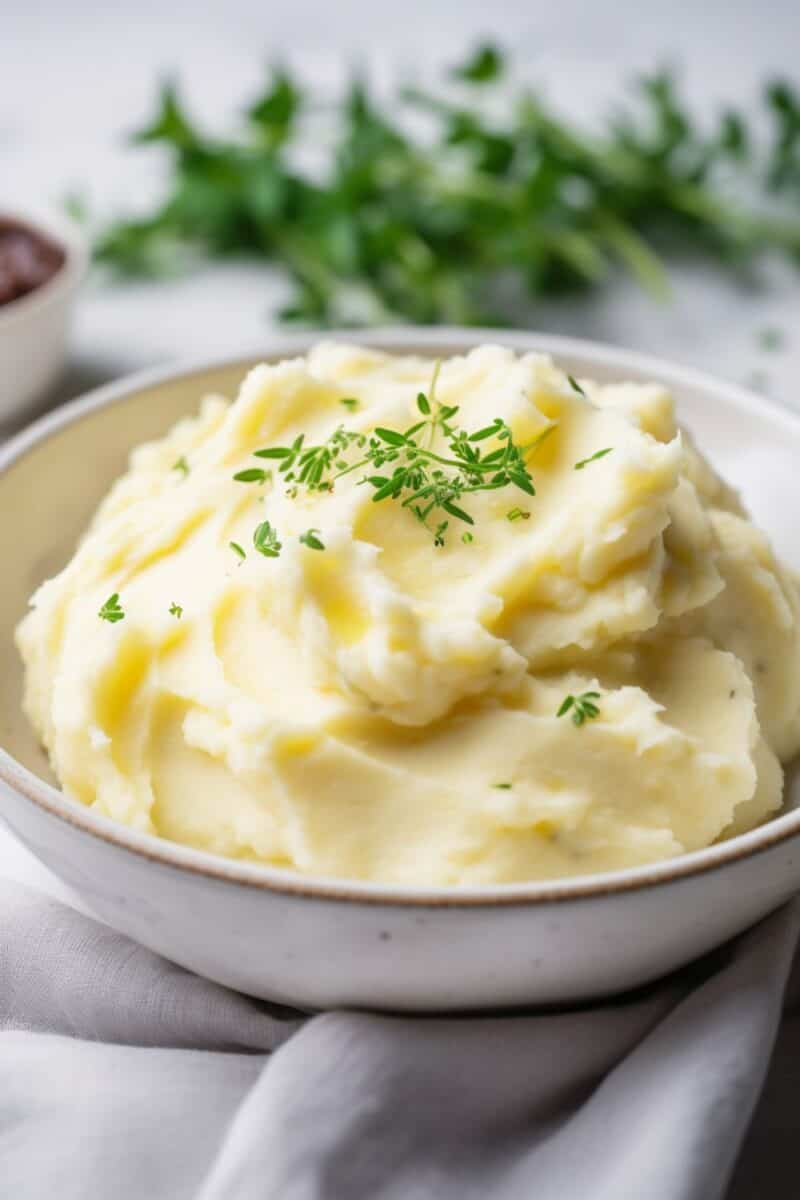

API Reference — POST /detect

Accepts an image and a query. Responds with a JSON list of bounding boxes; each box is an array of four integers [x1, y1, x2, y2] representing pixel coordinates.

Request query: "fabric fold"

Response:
[[0, 879, 796, 1200]]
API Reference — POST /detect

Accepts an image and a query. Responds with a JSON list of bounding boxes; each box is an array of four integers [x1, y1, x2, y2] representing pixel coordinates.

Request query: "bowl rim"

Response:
[[3, 324, 800, 908], [0, 207, 88, 328]]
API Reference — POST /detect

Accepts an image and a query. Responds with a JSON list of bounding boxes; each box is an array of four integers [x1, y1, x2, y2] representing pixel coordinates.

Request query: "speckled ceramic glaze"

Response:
[[1, 329, 799, 1011]]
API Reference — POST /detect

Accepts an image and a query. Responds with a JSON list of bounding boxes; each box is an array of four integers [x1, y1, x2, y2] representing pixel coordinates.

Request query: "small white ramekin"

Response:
[[0, 208, 88, 424]]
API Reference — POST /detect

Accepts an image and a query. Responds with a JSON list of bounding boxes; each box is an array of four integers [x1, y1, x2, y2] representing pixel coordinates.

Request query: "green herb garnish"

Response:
[[253, 520, 282, 557], [557, 691, 601, 726], [99, 593, 125, 623], [299, 528, 325, 550], [340, 397, 359, 410], [452, 43, 504, 84], [462, 531, 474, 544], [247, 380, 538, 544], [173, 456, 190, 477], [567, 376, 587, 399], [96, 59, 800, 327], [493, 781, 513, 789], [575, 448, 613, 470], [233, 467, 271, 484], [229, 541, 246, 561], [758, 326, 784, 351], [506, 507, 530, 522], [169, 602, 183, 618]]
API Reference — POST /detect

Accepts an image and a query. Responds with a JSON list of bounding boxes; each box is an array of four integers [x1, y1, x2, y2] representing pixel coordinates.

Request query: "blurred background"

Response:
[[3, 0, 800, 412]]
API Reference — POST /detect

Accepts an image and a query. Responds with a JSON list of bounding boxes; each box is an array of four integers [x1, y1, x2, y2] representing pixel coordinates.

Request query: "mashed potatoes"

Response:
[[16, 344, 800, 883]]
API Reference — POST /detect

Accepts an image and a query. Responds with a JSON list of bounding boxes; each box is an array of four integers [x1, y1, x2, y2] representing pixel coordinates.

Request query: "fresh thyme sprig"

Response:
[[99, 593, 125, 623], [237, 378, 543, 543], [96, 51, 800, 327], [557, 691, 601, 726], [169, 601, 183, 618]]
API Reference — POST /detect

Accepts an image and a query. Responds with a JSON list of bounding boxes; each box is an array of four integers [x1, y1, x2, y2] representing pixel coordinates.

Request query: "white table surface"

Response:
[[2, 2, 799, 884]]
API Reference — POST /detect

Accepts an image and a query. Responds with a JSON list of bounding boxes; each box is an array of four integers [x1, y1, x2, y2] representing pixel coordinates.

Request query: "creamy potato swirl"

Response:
[[17, 345, 800, 883]]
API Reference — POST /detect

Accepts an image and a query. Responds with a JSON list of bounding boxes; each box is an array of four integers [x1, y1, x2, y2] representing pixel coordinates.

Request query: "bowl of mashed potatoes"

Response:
[[1, 329, 799, 1010]]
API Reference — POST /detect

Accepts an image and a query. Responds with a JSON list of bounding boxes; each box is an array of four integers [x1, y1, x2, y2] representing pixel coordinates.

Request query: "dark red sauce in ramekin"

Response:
[[0, 218, 66, 307]]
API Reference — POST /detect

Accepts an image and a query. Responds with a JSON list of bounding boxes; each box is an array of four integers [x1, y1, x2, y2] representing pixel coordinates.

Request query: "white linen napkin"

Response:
[[0, 878, 796, 1200]]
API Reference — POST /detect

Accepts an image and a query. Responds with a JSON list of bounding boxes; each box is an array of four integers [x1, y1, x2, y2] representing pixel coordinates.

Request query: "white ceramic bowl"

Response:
[[0, 209, 88, 424], [1, 328, 799, 1012]]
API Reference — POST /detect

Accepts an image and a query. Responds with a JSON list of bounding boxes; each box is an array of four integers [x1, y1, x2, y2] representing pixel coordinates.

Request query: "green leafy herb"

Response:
[[169, 601, 183, 618], [506, 507, 530, 522], [173, 456, 190, 477], [575, 447, 613, 470], [299, 528, 325, 550], [229, 541, 246, 561], [340, 397, 360, 410], [492, 781, 513, 789], [567, 376, 587, 399], [462, 531, 474, 544], [233, 467, 271, 484], [253, 520, 282, 557], [96, 59, 800, 327], [248, 378, 541, 543], [247, 68, 301, 148], [557, 691, 601, 727], [758, 326, 784, 351], [99, 593, 125, 623], [452, 43, 504, 84]]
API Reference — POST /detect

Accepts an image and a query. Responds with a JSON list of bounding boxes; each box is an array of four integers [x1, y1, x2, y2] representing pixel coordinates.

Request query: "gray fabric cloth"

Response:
[[0, 879, 797, 1200]]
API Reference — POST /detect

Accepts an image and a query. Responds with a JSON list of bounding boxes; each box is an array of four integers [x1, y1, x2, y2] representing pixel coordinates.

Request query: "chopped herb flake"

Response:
[[575, 447, 613, 470], [253, 520, 282, 557], [233, 467, 271, 484], [99, 593, 125, 623], [557, 691, 601, 726], [299, 528, 325, 550]]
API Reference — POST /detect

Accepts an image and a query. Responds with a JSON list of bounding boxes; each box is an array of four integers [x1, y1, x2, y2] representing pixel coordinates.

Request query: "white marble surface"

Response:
[[2, 4, 800, 886]]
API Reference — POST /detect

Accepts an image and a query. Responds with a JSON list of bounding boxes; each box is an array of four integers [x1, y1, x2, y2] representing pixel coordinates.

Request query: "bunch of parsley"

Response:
[[96, 45, 800, 326]]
